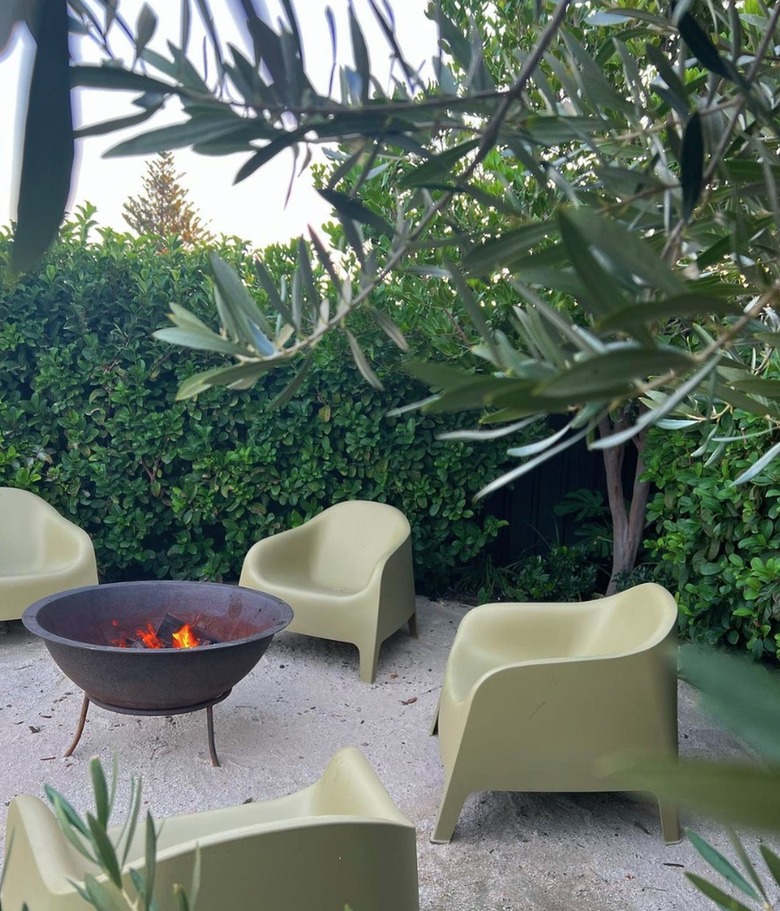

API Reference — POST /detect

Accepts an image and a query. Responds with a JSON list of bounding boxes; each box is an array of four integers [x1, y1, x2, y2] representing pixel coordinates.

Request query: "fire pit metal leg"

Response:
[[64, 689, 230, 765], [206, 705, 220, 767], [64, 694, 90, 758]]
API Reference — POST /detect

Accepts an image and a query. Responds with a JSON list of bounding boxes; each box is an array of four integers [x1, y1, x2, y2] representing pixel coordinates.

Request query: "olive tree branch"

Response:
[[230, 0, 575, 363], [661, 1, 780, 260]]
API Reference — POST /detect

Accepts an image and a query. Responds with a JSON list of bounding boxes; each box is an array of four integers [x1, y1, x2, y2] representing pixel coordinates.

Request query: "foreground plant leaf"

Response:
[[12, 0, 73, 273], [620, 760, 780, 831], [680, 644, 780, 761]]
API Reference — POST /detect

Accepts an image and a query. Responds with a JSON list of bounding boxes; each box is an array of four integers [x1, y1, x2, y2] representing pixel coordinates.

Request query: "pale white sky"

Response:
[[0, 1, 438, 248]]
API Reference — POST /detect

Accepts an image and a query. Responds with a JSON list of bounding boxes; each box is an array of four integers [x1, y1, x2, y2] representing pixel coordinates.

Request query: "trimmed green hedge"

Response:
[[0, 225, 507, 593], [644, 414, 780, 660]]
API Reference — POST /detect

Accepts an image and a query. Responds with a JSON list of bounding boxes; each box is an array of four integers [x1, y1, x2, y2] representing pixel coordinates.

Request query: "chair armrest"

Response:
[[40, 511, 93, 564], [311, 748, 412, 824], [3, 796, 94, 907], [242, 525, 315, 581]]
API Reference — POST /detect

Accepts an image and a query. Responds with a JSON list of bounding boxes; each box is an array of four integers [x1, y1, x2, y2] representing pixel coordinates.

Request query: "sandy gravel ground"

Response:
[[0, 595, 768, 911]]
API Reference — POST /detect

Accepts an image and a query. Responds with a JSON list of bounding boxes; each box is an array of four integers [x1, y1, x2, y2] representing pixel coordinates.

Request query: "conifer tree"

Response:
[[122, 152, 213, 246]]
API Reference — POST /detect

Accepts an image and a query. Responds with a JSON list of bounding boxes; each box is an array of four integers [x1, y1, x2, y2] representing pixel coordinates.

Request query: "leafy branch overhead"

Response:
[[9, 0, 780, 484]]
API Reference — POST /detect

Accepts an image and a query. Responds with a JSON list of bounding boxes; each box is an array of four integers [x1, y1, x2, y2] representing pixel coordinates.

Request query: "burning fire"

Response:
[[172, 623, 200, 649], [110, 617, 204, 649]]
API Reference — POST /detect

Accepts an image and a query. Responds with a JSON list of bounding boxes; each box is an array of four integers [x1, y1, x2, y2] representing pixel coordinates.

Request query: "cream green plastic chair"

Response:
[[431, 582, 679, 844], [1, 747, 419, 911], [0, 487, 98, 621], [239, 501, 417, 683]]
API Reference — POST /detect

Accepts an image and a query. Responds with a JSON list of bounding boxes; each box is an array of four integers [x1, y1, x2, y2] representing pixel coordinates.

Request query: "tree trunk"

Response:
[[599, 415, 651, 596]]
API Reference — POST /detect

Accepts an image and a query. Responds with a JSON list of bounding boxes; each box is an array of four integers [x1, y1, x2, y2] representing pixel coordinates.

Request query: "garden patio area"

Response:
[[0, 594, 759, 911]]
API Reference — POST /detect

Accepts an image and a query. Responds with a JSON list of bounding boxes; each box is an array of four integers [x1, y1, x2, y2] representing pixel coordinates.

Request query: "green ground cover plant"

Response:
[[0, 218, 507, 593], [452, 544, 600, 605]]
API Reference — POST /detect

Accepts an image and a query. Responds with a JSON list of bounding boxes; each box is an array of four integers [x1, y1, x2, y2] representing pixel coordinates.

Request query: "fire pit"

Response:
[[22, 581, 293, 766]]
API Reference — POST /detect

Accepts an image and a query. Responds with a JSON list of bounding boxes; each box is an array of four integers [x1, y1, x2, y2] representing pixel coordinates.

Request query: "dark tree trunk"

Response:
[[599, 415, 651, 596]]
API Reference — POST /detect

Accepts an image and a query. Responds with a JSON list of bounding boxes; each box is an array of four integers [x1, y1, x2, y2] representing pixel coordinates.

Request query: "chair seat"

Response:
[[260, 575, 363, 598]]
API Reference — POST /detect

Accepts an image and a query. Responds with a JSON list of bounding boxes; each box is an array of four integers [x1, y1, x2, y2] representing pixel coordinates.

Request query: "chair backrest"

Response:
[[308, 501, 410, 591], [0, 487, 51, 573], [579, 583, 677, 658]]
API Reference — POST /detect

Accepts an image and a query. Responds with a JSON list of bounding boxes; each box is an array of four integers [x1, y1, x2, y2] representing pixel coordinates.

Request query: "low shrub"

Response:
[[643, 414, 780, 660], [452, 544, 600, 604]]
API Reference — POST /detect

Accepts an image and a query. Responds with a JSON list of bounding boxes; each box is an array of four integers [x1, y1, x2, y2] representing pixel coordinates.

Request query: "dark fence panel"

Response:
[[486, 422, 637, 562]]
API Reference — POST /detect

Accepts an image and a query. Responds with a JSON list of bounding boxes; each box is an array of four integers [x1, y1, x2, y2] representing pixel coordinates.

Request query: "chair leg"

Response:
[[431, 774, 469, 844], [659, 800, 681, 844], [358, 640, 381, 684], [408, 612, 418, 638]]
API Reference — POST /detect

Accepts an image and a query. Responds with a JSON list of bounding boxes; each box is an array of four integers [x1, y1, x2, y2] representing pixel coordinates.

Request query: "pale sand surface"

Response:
[[0, 595, 767, 910]]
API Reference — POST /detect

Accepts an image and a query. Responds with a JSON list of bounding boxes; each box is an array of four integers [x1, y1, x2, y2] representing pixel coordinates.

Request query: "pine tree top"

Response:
[[122, 152, 214, 246]]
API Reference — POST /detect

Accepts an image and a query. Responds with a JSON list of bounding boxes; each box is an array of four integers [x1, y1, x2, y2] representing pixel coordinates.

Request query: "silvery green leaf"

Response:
[[209, 253, 276, 355], [759, 846, 780, 889], [318, 188, 394, 237], [89, 758, 111, 829], [506, 420, 574, 458], [446, 261, 500, 363], [564, 208, 684, 297], [79, 877, 132, 911], [176, 361, 278, 400], [153, 327, 245, 356], [536, 348, 695, 401], [370, 309, 408, 351], [687, 830, 761, 902], [734, 438, 780, 485], [438, 417, 542, 441], [75, 103, 164, 139], [134, 4, 157, 59], [70, 63, 175, 95], [143, 812, 157, 904], [656, 418, 701, 429], [685, 873, 753, 911], [387, 395, 440, 417], [268, 357, 313, 410], [345, 329, 383, 390], [86, 813, 122, 887], [117, 778, 142, 867], [728, 830, 768, 902], [105, 118, 243, 157]]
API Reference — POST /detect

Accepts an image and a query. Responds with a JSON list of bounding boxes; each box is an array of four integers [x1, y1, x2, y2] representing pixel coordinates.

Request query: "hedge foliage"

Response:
[[644, 414, 780, 661], [0, 218, 508, 593]]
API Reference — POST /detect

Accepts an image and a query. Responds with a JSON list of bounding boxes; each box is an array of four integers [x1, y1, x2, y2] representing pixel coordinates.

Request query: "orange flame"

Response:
[[137, 623, 165, 649], [172, 623, 201, 649]]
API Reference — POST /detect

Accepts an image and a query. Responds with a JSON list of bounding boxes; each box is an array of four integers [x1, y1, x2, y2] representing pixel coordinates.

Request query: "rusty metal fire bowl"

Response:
[[22, 581, 294, 765]]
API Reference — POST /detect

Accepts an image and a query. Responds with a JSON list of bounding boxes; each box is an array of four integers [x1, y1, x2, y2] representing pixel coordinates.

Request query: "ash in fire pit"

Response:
[[23, 581, 294, 766]]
